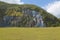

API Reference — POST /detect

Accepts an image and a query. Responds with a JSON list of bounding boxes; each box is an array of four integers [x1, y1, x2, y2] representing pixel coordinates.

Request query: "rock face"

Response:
[[0, 1, 60, 27], [0, 7, 44, 27], [32, 11, 44, 27], [3, 16, 21, 27]]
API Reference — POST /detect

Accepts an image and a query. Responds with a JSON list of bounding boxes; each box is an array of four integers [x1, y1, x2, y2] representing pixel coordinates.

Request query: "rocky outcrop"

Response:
[[0, 7, 44, 27]]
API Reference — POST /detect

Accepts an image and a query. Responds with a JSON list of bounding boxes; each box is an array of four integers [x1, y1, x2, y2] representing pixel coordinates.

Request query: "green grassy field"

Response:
[[0, 27, 60, 40]]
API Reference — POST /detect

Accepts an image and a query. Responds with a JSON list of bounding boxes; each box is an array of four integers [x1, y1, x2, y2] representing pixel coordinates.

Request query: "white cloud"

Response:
[[45, 1, 60, 18], [0, 0, 24, 4]]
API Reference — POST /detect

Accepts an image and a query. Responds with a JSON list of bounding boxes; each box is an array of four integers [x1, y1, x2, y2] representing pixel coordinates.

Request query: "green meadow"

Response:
[[0, 27, 60, 40]]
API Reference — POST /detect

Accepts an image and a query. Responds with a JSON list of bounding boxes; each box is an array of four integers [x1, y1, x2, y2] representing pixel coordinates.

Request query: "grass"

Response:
[[0, 27, 60, 40]]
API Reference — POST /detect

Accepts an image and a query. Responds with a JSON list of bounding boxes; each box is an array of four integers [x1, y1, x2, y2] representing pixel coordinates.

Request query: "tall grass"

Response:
[[0, 27, 60, 40]]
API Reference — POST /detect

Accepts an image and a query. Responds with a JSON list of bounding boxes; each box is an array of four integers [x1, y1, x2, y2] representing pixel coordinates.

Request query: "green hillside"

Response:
[[0, 2, 60, 27]]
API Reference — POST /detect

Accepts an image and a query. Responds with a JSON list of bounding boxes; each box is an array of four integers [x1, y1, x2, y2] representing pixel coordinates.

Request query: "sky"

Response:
[[0, 0, 60, 18], [22, 0, 55, 8]]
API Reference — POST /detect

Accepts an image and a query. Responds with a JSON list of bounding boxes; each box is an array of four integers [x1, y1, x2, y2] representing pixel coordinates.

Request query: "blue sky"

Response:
[[22, 0, 56, 8], [22, 0, 60, 18]]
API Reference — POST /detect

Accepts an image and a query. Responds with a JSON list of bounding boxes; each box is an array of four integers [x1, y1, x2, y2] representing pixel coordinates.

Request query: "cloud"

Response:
[[0, 0, 24, 4], [45, 1, 60, 18]]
